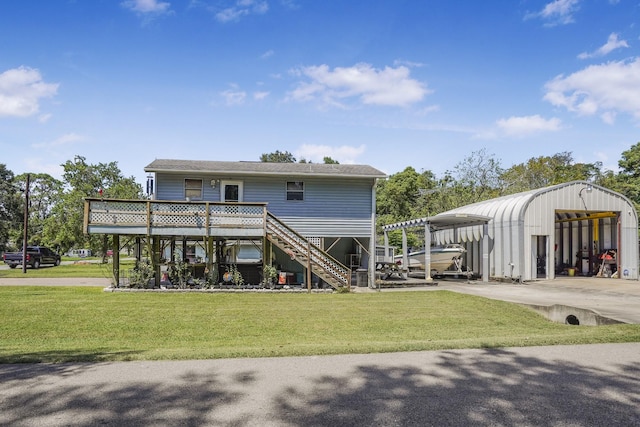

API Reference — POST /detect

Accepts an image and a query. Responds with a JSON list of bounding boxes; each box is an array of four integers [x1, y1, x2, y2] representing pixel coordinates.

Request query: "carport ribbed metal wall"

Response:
[[433, 181, 639, 281], [434, 189, 538, 279]]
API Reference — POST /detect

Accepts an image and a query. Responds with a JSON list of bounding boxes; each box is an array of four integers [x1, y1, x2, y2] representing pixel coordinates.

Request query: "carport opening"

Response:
[[554, 208, 621, 278], [565, 314, 580, 325]]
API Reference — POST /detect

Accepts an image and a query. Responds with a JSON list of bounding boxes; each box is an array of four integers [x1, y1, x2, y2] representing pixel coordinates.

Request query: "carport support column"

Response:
[[402, 228, 408, 276], [383, 232, 390, 261], [424, 223, 433, 282], [482, 223, 489, 282]]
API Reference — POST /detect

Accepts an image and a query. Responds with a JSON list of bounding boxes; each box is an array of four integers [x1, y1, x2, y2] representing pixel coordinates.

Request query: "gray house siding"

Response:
[[155, 173, 221, 201], [154, 173, 375, 237]]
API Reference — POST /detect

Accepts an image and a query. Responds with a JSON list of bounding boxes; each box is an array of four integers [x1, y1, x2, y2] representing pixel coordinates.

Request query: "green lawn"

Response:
[[1, 286, 638, 363], [0, 259, 132, 279]]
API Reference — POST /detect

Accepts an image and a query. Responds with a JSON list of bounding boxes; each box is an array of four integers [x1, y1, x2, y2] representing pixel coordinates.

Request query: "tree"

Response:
[[376, 167, 438, 250], [418, 172, 470, 216], [618, 142, 640, 179], [260, 150, 296, 163], [42, 155, 144, 255], [323, 156, 339, 164], [0, 164, 22, 252], [15, 173, 63, 246], [377, 167, 423, 222], [500, 152, 602, 194], [451, 148, 504, 203], [609, 142, 640, 212]]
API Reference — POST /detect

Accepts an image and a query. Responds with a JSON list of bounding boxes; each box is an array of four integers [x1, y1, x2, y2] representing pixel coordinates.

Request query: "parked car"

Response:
[[67, 248, 92, 258], [2, 246, 61, 269]]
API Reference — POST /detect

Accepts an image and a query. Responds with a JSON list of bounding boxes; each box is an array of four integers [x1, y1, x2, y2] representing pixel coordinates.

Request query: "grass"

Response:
[[0, 259, 133, 279], [1, 286, 639, 363]]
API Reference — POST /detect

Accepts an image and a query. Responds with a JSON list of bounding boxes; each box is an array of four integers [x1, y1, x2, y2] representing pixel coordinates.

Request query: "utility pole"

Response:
[[22, 174, 30, 274]]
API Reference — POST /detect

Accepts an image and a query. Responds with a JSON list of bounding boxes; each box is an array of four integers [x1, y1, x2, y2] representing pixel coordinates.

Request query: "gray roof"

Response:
[[145, 159, 386, 179]]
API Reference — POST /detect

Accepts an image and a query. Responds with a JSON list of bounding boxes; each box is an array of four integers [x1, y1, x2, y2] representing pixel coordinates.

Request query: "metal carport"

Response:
[[382, 213, 492, 282]]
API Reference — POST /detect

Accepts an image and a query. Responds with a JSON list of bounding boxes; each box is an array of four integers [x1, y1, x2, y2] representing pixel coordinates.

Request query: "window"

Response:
[[224, 184, 239, 202], [185, 179, 203, 200], [286, 181, 304, 200]]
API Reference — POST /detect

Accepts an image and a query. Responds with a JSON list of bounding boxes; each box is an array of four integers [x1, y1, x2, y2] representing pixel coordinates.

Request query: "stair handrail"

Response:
[[266, 213, 349, 287]]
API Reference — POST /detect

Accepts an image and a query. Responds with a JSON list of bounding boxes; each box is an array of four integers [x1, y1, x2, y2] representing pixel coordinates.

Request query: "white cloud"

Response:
[[393, 59, 425, 68], [578, 33, 629, 59], [415, 105, 440, 116], [280, 0, 299, 9], [220, 85, 247, 105], [295, 144, 366, 164], [544, 57, 640, 122], [261, 50, 274, 59], [288, 63, 430, 108], [216, 0, 268, 23], [526, 0, 580, 26], [38, 113, 52, 123], [496, 115, 562, 137], [23, 158, 65, 179], [253, 91, 269, 100], [121, 0, 171, 14], [601, 111, 617, 125], [32, 132, 85, 149], [0, 66, 59, 118]]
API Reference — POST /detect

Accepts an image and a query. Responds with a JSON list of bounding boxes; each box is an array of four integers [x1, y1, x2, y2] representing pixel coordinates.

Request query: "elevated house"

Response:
[[83, 159, 386, 289]]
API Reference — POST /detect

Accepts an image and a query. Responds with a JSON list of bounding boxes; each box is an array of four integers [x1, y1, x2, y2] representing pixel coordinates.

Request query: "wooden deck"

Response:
[[84, 198, 267, 237]]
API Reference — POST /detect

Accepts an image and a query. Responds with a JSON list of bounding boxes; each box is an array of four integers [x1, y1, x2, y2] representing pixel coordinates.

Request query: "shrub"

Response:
[[128, 259, 155, 288]]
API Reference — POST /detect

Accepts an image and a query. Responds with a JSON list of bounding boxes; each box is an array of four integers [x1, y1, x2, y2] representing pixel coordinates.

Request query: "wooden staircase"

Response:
[[265, 213, 350, 290]]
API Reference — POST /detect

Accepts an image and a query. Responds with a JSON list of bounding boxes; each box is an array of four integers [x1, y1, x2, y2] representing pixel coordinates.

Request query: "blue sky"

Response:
[[1, 0, 639, 186]]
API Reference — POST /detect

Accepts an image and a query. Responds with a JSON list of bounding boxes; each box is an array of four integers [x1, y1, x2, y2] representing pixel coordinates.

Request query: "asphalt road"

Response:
[[1, 343, 639, 426]]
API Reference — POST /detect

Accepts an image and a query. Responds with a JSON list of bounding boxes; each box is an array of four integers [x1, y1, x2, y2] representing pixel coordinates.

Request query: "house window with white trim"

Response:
[[286, 181, 304, 201], [185, 179, 203, 200]]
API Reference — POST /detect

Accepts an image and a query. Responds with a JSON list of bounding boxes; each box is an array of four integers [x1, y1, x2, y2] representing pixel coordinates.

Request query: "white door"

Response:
[[220, 181, 243, 202], [532, 235, 548, 279]]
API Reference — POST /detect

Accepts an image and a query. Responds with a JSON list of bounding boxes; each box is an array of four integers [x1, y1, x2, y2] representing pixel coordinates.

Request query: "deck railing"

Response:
[[84, 198, 267, 236]]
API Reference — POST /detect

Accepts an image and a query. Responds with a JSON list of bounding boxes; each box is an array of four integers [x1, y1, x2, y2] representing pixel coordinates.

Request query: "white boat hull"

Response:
[[395, 244, 466, 273]]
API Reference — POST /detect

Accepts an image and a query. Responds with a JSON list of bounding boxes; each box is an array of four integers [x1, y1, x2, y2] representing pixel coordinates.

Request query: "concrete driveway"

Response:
[[461, 277, 640, 325], [372, 276, 640, 324]]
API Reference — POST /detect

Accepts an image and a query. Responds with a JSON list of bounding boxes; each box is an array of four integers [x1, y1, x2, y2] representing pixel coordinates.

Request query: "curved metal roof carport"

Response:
[[422, 181, 639, 282], [382, 213, 492, 282]]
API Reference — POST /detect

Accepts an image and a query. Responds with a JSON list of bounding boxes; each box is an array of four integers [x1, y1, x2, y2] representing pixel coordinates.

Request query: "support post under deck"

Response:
[[207, 237, 214, 282], [153, 237, 161, 288], [112, 234, 120, 287]]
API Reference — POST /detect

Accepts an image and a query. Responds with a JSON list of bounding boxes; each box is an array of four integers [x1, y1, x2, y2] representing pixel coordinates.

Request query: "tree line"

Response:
[[0, 156, 143, 255], [1, 145, 640, 256], [376, 145, 640, 248]]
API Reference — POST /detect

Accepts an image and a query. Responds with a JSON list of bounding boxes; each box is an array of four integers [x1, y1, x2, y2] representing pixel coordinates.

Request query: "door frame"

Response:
[[220, 180, 244, 202]]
